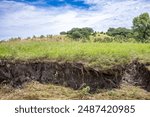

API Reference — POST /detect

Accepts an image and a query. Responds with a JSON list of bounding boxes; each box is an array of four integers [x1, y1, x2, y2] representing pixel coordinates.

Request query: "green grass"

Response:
[[0, 40, 150, 68]]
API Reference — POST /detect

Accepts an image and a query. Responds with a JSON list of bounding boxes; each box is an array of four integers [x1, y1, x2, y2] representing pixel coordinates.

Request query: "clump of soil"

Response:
[[122, 60, 150, 91], [0, 59, 150, 92]]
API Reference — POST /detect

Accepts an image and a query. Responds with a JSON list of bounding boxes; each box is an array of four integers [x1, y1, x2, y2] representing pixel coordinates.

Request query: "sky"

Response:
[[0, 0, 150, 40]]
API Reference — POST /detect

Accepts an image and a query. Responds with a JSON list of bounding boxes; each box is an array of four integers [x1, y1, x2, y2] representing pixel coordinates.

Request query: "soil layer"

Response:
[[0, 59, 150, 92]]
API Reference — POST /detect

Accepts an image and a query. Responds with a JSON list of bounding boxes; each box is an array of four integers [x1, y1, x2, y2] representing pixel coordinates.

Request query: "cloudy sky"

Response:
[[0, 0, 150, 40]]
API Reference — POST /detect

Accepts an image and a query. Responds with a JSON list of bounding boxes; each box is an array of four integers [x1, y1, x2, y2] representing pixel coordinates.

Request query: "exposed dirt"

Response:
[[122, 60, 150, 91], [0, 59, 150, 92]]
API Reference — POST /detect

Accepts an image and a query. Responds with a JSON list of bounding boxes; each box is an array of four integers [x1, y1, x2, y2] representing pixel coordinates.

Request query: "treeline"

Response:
[[7, 35, 53, 41], [5, 34, 67, 42], [107, 12, 150, 42], [2, 12, 150, 43], [60, 12, 150, 42]]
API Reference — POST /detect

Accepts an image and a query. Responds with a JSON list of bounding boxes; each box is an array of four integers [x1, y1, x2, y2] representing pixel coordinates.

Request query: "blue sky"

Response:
[[10, 0, 91, 8], [0, 0, 150, 40]]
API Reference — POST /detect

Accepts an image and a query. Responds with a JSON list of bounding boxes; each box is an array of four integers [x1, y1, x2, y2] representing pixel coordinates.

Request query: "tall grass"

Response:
[[0, 41, 150, 68]]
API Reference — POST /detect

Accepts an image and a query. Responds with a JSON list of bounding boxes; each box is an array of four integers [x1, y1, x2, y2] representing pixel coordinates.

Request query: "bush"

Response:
[[60, 31, 67, 35]]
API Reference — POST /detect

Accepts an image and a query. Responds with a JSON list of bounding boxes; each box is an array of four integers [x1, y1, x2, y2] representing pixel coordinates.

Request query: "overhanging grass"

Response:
[[0, 41, 150, 68]]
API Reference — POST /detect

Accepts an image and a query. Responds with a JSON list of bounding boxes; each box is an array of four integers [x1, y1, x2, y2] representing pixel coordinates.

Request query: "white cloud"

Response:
[[0, 0, 150, 40]]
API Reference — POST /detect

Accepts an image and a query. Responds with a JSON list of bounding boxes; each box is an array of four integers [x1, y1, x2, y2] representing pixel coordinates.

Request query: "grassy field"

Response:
[[0, 40, 150, 68], [0, 82, 150, 100], [0, 40, 150, 100]]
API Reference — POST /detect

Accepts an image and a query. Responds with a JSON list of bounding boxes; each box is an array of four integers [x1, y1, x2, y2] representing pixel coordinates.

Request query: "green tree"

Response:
[[60, 31, 67, 35], [40, 35, 45, 38], [132, 12, 150, 42], [107, 27, 133, 38], [71, 31, 82, 39], [67, 27, 94, 40]]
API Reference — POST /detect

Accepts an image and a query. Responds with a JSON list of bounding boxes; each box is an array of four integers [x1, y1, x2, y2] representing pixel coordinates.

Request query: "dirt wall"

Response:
[[0, 59, 150, 92]]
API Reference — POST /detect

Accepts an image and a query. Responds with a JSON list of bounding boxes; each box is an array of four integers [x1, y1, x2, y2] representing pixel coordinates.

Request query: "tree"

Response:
[[60, 31, 67, 35], [107, 27, 133, 38], [32, 35, 36, 39], [40, 35, 45, 38], [132, 12, 150, 42], [67, 27, 94, 40], [71, 31, 82, 39]]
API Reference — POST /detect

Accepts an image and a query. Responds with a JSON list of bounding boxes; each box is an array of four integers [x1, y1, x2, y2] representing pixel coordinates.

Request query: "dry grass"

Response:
[[0, 82, 150, 100]]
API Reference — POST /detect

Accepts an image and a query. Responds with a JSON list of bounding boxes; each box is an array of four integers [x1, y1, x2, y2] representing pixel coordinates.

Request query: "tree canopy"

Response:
[[66, 27, 94, 40], [132, 12, 150, 42], [106, 27, 133, 38]]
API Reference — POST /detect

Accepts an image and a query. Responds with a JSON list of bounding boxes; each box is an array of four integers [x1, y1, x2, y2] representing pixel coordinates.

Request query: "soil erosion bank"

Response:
[[0, 59, 150, 92]]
